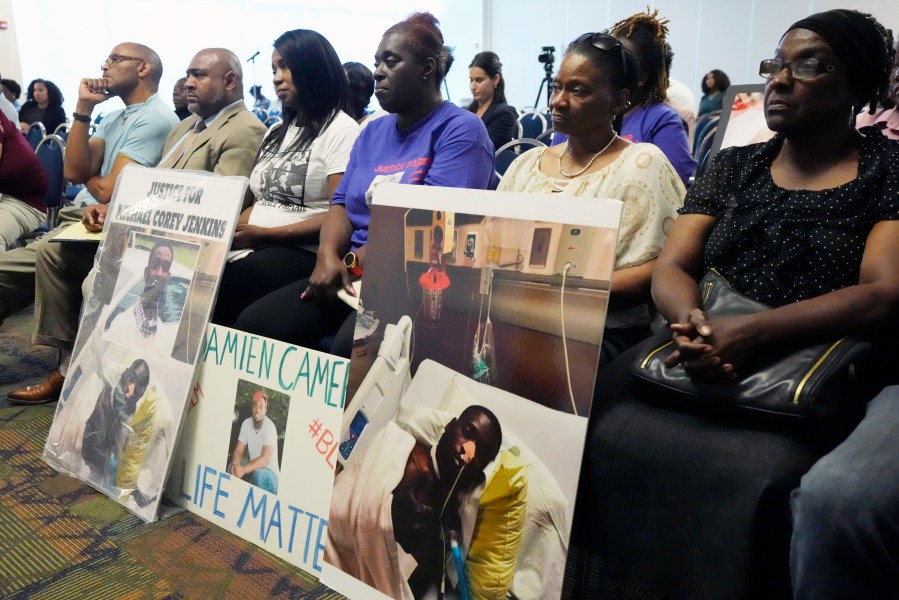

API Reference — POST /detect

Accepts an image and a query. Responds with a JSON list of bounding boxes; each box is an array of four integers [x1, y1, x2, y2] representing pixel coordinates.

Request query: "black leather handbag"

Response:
[[630, 270, 871, 419]]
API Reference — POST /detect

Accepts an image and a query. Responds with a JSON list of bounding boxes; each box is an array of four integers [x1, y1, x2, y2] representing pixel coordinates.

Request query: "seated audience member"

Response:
[[611, 10, 696, 183], [467, 51, 518, 150], [552, 11, 697, 184], [211, 30, 359, 326], [0, 72, 18, 122], [1, 78, 21, 109], [343, 61, 375, 124], [698, 68, 730, 116], [663, 42, 696, 135], [499, 33, 683, 366], [5, 47, 264, 405], [326, 405, 502, 598], [855, 38, 899, 140], [231, 12, 496, 358], [228, 390, 280, 494], [18, 78, 67, 134], [0, 108, 48, 251], [172, 76, 191, 120], [579, 9, 899, 599], [249, 84, 270, 117]]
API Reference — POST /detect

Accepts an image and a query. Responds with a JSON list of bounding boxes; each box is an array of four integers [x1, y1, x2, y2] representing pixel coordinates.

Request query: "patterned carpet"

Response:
[[0, 306, 56, 388], [0, 404, 344, 599], [0, 308, 657, 600]]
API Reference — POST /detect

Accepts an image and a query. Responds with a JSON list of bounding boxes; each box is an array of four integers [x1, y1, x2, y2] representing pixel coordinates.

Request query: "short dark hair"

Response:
[[458, 404, 502, 463], [125, 358, 151, 398], [260, 29, 351, 157], [1, 78, 21, 100], [149, 239, 175, 263], [343, 61, 374, 121], [26, 78, 64, 108], [466, 51, 507, 111], [384, 12, 453, 87]]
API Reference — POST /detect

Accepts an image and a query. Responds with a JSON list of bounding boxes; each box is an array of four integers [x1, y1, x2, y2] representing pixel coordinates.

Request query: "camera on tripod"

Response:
[[537, 46, 555, 65]]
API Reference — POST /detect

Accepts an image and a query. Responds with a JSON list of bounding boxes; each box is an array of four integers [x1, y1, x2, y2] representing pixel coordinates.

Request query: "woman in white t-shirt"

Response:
[[213, 29, 360, 325]]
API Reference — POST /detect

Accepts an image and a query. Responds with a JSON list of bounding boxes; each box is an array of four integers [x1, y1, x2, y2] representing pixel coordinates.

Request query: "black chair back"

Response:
[[26, 122, 47, 150]]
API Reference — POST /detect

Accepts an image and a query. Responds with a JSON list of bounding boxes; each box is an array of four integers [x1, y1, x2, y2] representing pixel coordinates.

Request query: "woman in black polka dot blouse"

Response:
[[654, 14, 898, 380], [575, 10, 899, 599]]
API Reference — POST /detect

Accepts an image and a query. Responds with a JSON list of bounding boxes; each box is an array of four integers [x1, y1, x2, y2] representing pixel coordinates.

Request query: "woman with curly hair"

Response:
[[698, 68, 731, 116], [18, 78, 66, 134]]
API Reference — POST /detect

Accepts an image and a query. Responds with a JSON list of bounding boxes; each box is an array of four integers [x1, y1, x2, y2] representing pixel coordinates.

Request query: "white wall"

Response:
[[0, 0, 23, 85], [489, 0, 899, 111], [8, 0, 481, 118]]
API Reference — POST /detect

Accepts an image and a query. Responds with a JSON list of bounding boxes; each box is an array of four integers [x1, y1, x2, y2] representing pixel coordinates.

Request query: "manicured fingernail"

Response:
[[300, 290, 308, 300]]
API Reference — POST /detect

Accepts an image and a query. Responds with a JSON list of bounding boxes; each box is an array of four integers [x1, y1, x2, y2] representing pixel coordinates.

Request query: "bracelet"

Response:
[[72, 112, 91, 123], [343, 251, 363, 277]]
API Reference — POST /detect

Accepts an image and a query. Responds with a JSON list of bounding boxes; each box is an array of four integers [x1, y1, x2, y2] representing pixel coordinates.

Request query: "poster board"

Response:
[[165, 324, 346, 576], [320, 184, 622, 600], [710, 83, 774, 157], [43, 165, 245, 522]]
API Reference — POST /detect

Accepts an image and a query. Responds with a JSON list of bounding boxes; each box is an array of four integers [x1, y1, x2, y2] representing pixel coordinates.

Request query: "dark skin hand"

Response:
[[82, 203, 109, 232]]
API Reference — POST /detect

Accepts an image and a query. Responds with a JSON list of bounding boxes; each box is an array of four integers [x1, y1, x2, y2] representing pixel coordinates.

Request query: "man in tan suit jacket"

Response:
[[8, 48, 266, 404]]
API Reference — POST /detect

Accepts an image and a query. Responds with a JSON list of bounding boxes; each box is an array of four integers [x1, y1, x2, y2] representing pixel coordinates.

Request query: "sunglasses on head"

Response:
[[573, 32, 627, 78]]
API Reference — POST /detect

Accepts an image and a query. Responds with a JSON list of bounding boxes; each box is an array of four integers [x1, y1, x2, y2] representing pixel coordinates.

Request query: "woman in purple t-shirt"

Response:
[[232, 12, 495, 357]]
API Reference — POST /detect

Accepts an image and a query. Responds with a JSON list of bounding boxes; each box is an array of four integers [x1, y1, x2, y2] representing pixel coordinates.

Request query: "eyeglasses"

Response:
[[573, 32, 627, 79], [759, 58, 842, 80], [101, 54, 146, 69]]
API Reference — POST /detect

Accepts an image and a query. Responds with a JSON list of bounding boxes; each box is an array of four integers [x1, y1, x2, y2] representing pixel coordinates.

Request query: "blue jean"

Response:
[[247, 467, 278, 494], [790, 386, 899, 599]]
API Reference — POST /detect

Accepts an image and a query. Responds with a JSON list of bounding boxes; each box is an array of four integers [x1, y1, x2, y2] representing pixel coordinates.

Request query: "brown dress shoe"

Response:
[[7, 369, 65, 405]]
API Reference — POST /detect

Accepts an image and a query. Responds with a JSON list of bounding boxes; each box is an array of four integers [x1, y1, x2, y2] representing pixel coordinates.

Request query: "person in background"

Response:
[[249, 84, 270, 114], [610, 10, 696, 183], [172, 76, 191, 120], [855, 38, 899, 140], [1, 79, 21, 110], [698, 69, 730, 116], [663, 42, 696, 137], [231, 12, 496, 358], [3, 42, 179, 405], [212, 30, 359, 326], [467, 51, 518, 151], [0, 107, 48, 251], [498, 32, 684, 365], [0, 72, 17, 122], [18, 78, 67, 134], [343, 61, 375, 124]]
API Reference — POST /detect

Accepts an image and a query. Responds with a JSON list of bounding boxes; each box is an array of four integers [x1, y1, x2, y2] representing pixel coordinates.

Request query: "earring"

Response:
[[422, 76, 429, 81], [848, 105, 856, 128]]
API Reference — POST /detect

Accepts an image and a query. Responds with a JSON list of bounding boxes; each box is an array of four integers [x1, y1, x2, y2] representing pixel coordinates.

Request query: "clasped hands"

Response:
[[664, 309, 757, 382]]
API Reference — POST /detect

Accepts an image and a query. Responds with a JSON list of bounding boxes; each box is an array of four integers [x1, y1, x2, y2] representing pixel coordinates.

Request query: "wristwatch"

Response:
[[72, 112, 91, 123], [343, 251, 363, 277]]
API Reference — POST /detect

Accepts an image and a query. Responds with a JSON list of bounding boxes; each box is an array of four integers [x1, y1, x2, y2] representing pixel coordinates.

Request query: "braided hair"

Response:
[[610, 9, 670, 105]]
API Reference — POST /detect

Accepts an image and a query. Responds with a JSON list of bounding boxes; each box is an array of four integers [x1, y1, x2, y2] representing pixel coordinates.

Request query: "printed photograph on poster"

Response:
[[226, 379, 290, 495], [43, 339, 194, 522], [165, 324, 346, 576], [41, 166, 247, 522], [321, 185, 622, 600], [100, 232, 200, 361], [711, 83, 774, 156]]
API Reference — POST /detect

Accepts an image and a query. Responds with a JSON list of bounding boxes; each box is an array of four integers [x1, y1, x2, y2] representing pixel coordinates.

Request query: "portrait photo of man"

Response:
[[102, 233, 199, 359], [227, 387, 282, 494]]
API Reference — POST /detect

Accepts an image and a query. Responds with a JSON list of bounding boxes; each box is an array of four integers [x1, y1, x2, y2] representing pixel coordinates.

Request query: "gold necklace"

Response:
[[557, 135, 618, 178]]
